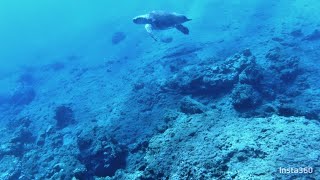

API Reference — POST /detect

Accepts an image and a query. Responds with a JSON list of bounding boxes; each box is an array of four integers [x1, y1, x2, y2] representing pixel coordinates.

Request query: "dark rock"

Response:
[[163, 45, 202, 58], [6, 117, 32, 131], [73, 166, 88, 180], [277, 102, 320, 120], [112, 32, 126, 45], [9, 86, 36, 106], [18, 73, 36, 85], [36, 132, 46, 146], [2, 117, 35, 157], [237, 147, 267, 160], [136, 93, 158, 112], [232, 84, 262, 111], [77, 134, 93, 151], [272, 37, 284, 42], [180, 97, 206, 114], [105, 60, 115, 65], [280, 69, 299, 83], [54, 105, 75, 129], [261, 104, 277, 113], [77, 127, 128, 177], [0, 142, 24, 158], [265, 47, 281, 61], [67, 55, 82, 61], [261, 55, 302, 100], [156, 124, 169, 133], [304, 109, 320, 120], [7, 169, 21, 180], [277, 106, 296, 117], [10, 127, 35, 144], [290, 29, 303, 37], [47, 62, 65, 71], [303, 29, 320, 41], [164, 51, 256, 96], [48, 133, 63, 148], [221, 52, 256, 73], [280, 42, 296, 47], [131, 141, 149, 153], [285, 88, 302, 98], [242, 49, 252, 57], [141, 169, 167, 180], [272, 56, 301, 83], [238, 63, 263, 86], [133, 82, 145, 91], [163, 110, 179, 123]]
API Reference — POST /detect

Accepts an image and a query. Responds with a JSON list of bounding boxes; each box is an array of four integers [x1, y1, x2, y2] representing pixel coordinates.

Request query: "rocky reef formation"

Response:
[[0, 39, 319, 179]]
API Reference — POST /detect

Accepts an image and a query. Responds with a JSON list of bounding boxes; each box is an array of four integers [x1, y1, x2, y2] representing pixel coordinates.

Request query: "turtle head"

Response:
[[133, 15, 151, 24], [179, 15, 192, 23]]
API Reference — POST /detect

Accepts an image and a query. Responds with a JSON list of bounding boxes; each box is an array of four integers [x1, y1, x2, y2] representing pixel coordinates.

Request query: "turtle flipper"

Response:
[[175, 24, 189, 35], [145, 24, 158, 41]]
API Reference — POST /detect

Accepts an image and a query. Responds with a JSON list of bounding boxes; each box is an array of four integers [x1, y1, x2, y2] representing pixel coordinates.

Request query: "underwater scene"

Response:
[[0, 0, 320, 179]]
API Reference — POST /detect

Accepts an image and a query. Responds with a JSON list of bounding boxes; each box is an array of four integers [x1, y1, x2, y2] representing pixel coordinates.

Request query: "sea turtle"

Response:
[[133, 11, 191, 41]]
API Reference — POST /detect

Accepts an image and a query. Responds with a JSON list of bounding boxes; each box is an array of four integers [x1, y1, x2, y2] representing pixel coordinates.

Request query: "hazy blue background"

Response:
[[0, 0, 319, 73]]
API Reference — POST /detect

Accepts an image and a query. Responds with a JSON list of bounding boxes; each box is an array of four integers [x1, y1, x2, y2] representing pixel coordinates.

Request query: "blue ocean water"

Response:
[[0, 0, 320, 179]]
